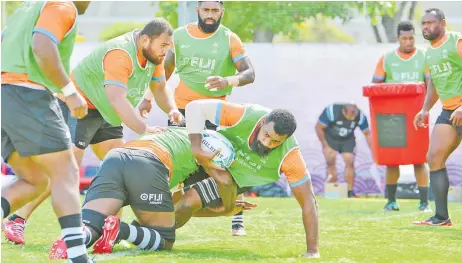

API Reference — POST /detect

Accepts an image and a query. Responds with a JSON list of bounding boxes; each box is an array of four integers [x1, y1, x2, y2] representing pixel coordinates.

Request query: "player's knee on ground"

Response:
[[81, 209, 106, 247], [150, 225, 176, 250], [120, 221, 175, 251]]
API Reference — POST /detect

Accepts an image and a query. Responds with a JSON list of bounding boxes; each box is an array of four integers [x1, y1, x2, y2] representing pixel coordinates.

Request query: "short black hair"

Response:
[[397, 21, 414, 36], [424, 8, 445, 21], [266, 109, 297, 137], [198, 1, 224, 6], [140, 18, 173, 38]]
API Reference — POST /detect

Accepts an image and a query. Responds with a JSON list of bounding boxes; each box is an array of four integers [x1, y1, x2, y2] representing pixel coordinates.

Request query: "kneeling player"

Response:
[[49, 127, 239, 259]]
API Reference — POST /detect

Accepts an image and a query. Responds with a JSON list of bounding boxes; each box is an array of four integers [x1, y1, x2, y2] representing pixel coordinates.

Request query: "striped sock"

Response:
[[58, 214, 89, 263], [232, 211, 244, 228], [119, 221, 163, 251]]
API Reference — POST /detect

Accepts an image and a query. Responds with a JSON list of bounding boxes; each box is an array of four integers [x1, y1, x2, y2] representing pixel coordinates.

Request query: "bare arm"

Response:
[[233, 57, 255, 86], [31, 33, 70, 89], [362, 130, 372, 149], [315, 121, 329, 148], [149, 79, 178, 114], [164, 49, 175, 81], [193, 170, 238, 217], [422, 77, 439, 112], [106, 85, 147, 134], [291, 180, 319, 254]]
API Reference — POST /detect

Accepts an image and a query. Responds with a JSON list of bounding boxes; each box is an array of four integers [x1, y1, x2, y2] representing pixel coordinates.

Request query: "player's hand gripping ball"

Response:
[[201, 130, 236, 168]]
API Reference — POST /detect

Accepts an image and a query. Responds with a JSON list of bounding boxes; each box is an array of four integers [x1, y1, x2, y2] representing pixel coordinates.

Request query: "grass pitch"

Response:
[[1, 197, 462, 263]]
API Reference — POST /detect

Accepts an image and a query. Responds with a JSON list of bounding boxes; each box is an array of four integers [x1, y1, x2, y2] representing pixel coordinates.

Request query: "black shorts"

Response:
[[1, 84, 71, 161], [168, 108, 217, 130], [325, 134, 356, 154], [74, 109, 123, 149], [83, 148, 174, 212], [436, 109, 462, 136]]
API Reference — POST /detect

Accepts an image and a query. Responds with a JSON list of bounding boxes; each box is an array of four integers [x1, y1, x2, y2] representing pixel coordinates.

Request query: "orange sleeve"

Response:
[[33, 2, 76, 44], [229, 33, 246, 63], [372, 55, 386, 81], [457, 39, 462, 58], [103, 50, 133, 89], [151, 62, 165, 81], [280, 148, 311, 186], [218, 102, 246, 126]]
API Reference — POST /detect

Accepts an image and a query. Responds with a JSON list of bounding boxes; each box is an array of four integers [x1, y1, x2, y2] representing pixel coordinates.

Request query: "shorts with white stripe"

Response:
[[188, 177, 222, 208]]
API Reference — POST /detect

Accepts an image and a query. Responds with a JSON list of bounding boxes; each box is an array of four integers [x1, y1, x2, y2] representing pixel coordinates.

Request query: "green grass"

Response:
[[2, 197, 462, 263]]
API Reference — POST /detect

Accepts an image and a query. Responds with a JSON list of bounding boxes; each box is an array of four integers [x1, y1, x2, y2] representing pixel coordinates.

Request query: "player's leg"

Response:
[[340, 137, 357, 198], [384, 166, 400, 211], [72, 109, 107, 166], [341, 153, 356, 198], [231, 194, 246, 236], [1, 152, 49, 245], [323, 136, 338, 183], [413, 111, 461, 226], [413, 163, 431, 212], [4, 99, 78, 244], [2, 85, 90, 262], [175, 177, 224, 228], [93, 149, 175, 253], [49, 148, 127, 259]]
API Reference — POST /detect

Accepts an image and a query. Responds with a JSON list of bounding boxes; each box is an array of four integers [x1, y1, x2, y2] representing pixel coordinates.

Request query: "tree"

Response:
[[357, 1, 418, 43], [156, 1, 418, 43], [157, 1, 354, 43]]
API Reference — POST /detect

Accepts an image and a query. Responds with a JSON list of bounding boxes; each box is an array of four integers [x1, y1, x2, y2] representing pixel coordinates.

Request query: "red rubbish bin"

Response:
[[363, 83, 429, 166]]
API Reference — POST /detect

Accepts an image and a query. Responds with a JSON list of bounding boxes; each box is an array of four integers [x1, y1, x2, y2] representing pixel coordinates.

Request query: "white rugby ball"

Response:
[[201, 130, 236, 168]]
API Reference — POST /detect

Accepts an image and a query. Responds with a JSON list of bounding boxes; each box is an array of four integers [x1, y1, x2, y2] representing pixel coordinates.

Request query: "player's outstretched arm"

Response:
[[106, 85, 149, 134], [149, 78, 183, 124], [291, 180, 320, 258]]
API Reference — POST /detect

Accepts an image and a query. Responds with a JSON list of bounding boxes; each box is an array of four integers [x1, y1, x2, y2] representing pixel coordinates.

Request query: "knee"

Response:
[[162, 239, 174, 250], [325, 156, 336, 166], [427, 149, 446, 169], [343, 156, 355, 168]]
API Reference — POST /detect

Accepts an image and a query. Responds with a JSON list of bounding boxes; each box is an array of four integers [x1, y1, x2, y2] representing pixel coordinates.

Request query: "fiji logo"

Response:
[[442, 49, 448, 59], [350, 121, 356, 128], [211, 42, 219, 53]]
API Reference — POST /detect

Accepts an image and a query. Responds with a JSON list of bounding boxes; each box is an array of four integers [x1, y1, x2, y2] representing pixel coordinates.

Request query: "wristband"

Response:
[[144, 89, 154, 101], [61, 82, 77, 97], [225, 76, 239, 87]]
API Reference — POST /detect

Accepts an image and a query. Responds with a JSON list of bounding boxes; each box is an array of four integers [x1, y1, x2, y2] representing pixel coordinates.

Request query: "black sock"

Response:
[[58, 214, 89, 263], [8, 214, 26, 222], [418, 187, 429, 204], [81, 209, 105, 248], [430, 168, 449, 220], [386, 184, 397, 202], [1, 197, 11, 219]]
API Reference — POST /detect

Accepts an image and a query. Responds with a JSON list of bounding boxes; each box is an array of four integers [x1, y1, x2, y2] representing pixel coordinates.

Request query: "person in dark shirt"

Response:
[[315, 103, 371, 197]]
